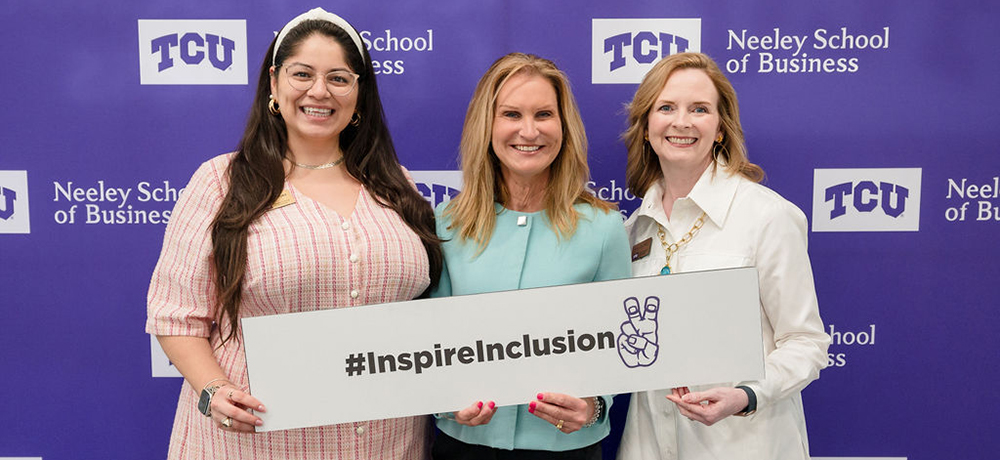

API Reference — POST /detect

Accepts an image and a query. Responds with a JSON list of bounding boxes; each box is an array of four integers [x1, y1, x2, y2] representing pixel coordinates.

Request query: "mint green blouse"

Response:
[[432, 202, 632, 451]]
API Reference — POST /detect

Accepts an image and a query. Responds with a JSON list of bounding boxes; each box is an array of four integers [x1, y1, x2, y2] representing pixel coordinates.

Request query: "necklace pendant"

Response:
[[659, 266, 671, 275]]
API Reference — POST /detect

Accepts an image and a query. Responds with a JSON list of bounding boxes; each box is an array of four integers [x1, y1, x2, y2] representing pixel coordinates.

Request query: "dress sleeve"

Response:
[[740, 199, 831, 410], [145, 157, 228, 337], [594, 210, 633, 282]]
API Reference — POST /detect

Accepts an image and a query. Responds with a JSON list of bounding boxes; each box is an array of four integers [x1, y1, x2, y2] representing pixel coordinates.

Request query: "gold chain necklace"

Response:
[[289, 156, 345, 170], [655, 211, 706, 275]]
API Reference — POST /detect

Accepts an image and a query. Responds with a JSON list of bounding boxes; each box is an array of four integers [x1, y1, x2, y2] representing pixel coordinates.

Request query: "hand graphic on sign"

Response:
[[617, 296, 660, 368]]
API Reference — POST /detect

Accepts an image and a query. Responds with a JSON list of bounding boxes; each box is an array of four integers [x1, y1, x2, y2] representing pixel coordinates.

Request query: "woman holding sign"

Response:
[[146, 8, 440, 459], [431, 53, 631, 459], [616, 52, 830, 460]]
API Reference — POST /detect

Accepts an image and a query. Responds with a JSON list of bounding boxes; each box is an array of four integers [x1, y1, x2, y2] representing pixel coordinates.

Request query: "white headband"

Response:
[[273, 8, 366, 66]]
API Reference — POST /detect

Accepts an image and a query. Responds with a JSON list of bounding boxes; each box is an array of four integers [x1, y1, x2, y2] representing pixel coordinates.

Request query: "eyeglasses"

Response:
[[281, 64, 359, 96]]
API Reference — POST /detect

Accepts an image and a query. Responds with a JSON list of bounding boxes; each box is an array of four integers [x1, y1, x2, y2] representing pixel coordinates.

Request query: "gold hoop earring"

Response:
[[350, 111, 361, 126], [713, 141, 730, 163], [712, 132, 725, 162], [268, 96, 280, 116]]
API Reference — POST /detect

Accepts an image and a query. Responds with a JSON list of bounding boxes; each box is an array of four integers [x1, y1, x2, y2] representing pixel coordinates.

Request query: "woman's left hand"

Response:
[[210, 384, 266, 433], [528, 392, 595, 434], [664, 386, 748, 426]]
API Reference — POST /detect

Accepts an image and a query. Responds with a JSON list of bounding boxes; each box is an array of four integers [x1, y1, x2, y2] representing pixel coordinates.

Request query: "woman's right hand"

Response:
[[210, 384, 266, 433], [450, 400, 496, 426]]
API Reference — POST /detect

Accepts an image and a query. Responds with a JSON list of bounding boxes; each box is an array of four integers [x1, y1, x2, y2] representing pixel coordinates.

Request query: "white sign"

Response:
[[812, 168, 922, 232], [138, 20, 248, 85], [243, 267, 764, 432], [592, 18, 702, 84]]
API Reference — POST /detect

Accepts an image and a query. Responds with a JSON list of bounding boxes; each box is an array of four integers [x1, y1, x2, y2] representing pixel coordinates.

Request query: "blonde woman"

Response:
[[617, 52, 830, 460], [431, 53, 631, 459]]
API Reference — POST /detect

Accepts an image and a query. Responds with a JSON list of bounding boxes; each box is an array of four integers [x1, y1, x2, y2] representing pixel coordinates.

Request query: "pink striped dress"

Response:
[[146, 153, 431, 460]]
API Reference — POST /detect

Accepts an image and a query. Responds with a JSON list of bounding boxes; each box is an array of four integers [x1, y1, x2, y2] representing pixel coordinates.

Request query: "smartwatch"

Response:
[[198, 384, 225, 417]]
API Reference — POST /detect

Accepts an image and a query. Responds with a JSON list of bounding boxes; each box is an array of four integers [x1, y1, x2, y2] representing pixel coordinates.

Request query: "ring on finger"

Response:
[[555, 419, 564, 430], [222, 417, 233, 428], [228, 389, 235, 400]]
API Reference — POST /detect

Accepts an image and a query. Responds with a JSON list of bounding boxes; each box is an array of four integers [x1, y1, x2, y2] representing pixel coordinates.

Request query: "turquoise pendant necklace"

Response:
[[655, 212, 706, 275]]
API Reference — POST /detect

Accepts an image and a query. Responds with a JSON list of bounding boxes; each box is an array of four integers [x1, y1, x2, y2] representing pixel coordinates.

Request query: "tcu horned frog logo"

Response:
[[617, 296, 660, 367], [0, 170, 30, 234], [0, 187, 16, 220]]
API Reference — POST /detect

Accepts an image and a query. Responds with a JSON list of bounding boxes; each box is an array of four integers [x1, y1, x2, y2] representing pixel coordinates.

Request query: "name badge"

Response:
[[631, 237, 652, 261], [270, 189, 296, 210]]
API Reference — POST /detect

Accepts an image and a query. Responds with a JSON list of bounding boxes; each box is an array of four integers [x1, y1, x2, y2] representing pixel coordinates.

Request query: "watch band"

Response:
[[734, 385, 757, 416], [202, 377, 229, 390]]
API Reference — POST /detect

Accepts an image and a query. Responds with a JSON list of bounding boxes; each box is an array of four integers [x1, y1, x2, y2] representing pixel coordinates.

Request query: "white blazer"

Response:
[[617, 167, 830, 460]]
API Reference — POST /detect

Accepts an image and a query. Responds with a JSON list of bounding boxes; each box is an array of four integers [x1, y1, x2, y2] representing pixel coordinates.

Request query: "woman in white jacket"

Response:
[[616, 52, 831, 460]]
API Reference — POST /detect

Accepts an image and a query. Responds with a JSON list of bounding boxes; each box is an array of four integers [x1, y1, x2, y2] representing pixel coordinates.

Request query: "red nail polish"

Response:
[[477, 401, 483, 409], [489, 401, 496, 409], [529, 401, 536, 413], [537, 393, 544, 400]]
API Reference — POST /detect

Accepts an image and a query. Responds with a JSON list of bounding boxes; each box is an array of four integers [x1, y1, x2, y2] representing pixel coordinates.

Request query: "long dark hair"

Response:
[[211, 19, 442, 345]]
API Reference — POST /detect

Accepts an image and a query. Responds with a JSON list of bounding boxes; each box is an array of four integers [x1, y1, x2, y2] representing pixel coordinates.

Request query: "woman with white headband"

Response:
[[146, 8, 441, 459]]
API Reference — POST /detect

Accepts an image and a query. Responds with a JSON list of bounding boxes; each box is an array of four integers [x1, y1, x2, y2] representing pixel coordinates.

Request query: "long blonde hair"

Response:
[[445, 53, 612, 250], [623, 52, 764, 197]]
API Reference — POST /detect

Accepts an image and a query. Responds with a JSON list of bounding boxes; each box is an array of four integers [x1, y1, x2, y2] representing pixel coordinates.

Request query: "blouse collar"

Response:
[[634, 163, 743, 228]]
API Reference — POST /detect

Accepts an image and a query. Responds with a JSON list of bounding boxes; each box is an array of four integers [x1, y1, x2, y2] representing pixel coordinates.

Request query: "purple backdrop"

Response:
[[1, 1, 998, 459]]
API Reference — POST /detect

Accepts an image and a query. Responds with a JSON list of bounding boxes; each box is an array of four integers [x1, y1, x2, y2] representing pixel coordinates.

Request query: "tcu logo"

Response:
[[604, 32, 691, 72], [407, 171, 463, 209], [811, 168, 921, 232], [137, 20, 247, 85], [0, 187, 15, 220], [0, 170, 30, 234], [151, 33, 236, 71], [592, 19, 701, 84], [417, 183, 460, 208], [825, 181, 908, 219]]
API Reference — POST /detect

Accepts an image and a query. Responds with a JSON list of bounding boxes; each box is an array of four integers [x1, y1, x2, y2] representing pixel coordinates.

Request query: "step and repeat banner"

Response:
[[1, 1, 997, 459]]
